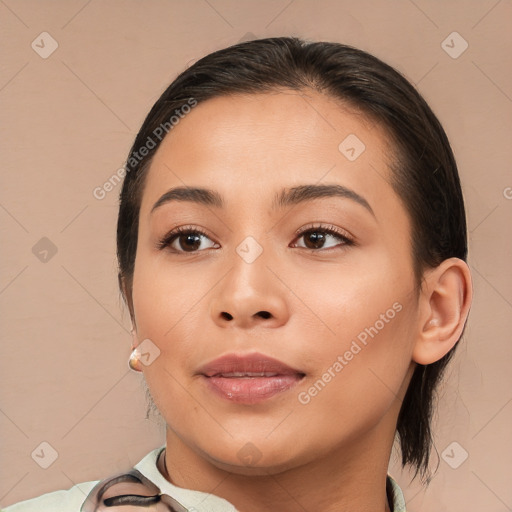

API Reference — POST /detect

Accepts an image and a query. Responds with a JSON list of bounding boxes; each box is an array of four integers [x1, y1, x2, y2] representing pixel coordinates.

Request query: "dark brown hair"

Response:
[[117, 36, 468, 481]]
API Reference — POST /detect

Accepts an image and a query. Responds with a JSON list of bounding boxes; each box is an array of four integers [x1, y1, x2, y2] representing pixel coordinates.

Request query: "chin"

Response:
[[193, 435, 312, 477], [204, 450, 302, 477]]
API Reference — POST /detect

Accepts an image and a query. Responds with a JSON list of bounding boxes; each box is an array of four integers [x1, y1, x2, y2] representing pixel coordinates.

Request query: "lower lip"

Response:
[[202, 375, 303, 404]]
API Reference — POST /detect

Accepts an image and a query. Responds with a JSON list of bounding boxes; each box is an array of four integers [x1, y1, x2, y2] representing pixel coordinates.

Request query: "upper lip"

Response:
[[198, 352, 305, 378]]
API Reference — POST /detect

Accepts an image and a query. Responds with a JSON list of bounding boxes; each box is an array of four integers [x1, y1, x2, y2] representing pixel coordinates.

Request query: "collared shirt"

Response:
[[2, 446, 407, 511]]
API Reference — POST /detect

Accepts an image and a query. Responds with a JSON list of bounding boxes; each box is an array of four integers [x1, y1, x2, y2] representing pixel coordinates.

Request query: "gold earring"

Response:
[[129, 348, 142, 372]]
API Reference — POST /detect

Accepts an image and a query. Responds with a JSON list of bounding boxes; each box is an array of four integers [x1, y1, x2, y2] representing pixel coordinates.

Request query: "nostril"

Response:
[[221, 312, 233, 320], [257, 311, 271, 319]]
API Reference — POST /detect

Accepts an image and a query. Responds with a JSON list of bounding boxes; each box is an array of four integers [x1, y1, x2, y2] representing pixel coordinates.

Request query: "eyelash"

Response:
[[156, 223, 355, 254]]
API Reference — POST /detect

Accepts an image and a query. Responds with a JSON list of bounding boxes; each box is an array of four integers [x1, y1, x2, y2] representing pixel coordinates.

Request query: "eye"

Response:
[[291, 224, 354, 251], [157, 226, 219, 253]]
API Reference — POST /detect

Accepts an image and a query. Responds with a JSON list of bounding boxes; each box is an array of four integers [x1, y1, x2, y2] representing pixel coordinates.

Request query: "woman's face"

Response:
[[131, 90, 420, 474]]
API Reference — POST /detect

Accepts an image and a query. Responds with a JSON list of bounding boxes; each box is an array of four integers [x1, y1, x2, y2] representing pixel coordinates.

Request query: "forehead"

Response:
[[139, 90, 400, 218]]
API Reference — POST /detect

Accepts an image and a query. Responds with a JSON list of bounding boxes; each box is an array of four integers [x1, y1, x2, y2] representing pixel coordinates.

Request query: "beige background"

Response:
[[1, 1, 511, 510]]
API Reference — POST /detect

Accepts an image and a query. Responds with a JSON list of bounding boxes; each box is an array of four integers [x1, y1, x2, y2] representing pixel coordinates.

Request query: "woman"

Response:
[[4, 36, 472, 512]]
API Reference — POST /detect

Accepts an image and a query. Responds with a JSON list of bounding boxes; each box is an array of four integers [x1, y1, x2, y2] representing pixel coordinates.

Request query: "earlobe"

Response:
[[129, 327, 143, 372], [412, 258, 472, 365], [122, 277, 142, 371]]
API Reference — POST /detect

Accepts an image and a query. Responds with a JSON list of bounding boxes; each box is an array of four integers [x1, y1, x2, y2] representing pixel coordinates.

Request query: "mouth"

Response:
[[198, 353, 306, 404]]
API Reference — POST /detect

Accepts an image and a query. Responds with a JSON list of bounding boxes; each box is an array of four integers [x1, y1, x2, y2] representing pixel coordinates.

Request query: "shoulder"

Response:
[[387, 474, 407, 512], [1, 481, 98, 512], [1, 448, 166, 512]]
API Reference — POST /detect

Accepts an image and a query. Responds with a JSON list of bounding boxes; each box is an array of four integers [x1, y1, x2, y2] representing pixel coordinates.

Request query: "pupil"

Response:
[[182, 234, 200, 251], [307, 232, 324, 248]]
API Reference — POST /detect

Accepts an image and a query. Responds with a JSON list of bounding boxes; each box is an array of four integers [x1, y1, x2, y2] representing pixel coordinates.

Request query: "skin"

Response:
[[127, 89, 472, 512]]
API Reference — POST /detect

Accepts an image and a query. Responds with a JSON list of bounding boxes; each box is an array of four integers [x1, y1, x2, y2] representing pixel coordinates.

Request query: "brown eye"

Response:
[[157, 227, 218, 253], [176, 232, 202, 252], [293, 226, 353, 251], [302, 230, 328, 249]]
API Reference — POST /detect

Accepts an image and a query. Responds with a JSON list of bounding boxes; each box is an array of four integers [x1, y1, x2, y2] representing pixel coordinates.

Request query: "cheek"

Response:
[[131, 253, 205, 419], [131, 254, 213, 407], [290, 249, 413, 347], [300, 306, 416, 440], [292, 259, 417, 416], [132, 252, 211, 340]]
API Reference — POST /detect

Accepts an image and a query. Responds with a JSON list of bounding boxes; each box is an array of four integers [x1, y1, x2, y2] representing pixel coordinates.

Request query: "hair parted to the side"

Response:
[[116, 37, 468, 482]]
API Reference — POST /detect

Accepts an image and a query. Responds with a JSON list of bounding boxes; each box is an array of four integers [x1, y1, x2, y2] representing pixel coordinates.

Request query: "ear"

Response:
[[412, 258, 472, 365]]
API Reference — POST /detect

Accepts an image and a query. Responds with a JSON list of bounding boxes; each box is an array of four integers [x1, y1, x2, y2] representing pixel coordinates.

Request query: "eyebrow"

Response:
[[151, 184, 375, 217]]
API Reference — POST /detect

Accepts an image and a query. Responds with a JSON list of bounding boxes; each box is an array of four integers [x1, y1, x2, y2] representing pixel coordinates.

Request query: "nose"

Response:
[[209, 243, 289, 330]]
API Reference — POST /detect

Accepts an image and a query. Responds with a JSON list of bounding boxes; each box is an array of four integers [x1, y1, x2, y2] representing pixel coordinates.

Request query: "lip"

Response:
[[198, 352, 305, 404]]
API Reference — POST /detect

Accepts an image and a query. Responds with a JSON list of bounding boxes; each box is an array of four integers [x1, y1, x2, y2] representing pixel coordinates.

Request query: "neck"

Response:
[[161, 425, 395, 512]]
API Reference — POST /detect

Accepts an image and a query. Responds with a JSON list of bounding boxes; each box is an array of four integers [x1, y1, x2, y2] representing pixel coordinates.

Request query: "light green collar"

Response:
[[135, 446, 407, 511]]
